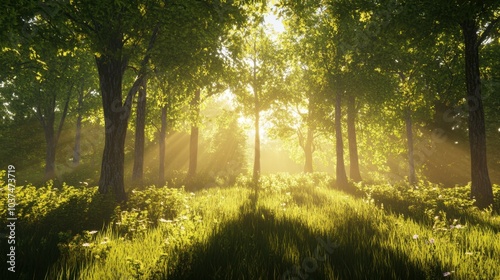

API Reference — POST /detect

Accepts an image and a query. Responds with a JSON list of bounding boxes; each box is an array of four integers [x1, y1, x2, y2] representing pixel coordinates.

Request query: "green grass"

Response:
[[1, 173, 500, 279]]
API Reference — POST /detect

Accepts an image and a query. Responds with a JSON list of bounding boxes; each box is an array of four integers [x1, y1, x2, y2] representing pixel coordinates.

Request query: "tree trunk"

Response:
[[44, 124, 57, 181], [461, 19, 493, 208], [73, 86, 83, 166], [96, 52, 129, 202], [132, 77, 147, 183], [159, 105, 167, 185], [73, 110, 82, 166], [335, 89, 349, 190], [253, 107, 261, 182], [347, 95, 362, 182], [405, 108, 417, 185], [303, 126, 314, 173], [188, 89, 200, 177]]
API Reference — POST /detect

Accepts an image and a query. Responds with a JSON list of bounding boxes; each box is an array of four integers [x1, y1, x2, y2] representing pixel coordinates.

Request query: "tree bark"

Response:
[[303, 126, 314, 173], [73, 93, 82, 166], [461, 19, 493, 208], [44, 124, 57, 181], [188, 89, 200, 177], [159, 105, 167, 185], [96, 49, 129, 202], [253, 104, 261, 182], [132, 77, 147, 183], [96, 25, 157, 202], [347, 95, 362, 182], [335, 89, 349, 190], [38, 91, 71, 181], [405, 107, 417, 185], [73, 78, 87, 166]]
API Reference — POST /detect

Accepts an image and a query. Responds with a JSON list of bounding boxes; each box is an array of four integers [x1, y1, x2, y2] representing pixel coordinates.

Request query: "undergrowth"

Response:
[[1, 171, 499, 279]]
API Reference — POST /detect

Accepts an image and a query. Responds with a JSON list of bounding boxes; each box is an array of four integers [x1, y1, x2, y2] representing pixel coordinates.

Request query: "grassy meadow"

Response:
[[1, 172, 500, 280]]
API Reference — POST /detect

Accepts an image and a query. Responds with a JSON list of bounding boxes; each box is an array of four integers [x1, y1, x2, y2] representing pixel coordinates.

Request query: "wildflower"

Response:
[[88, 230, 98, 235], [455, 224, 462, 229], [82, 243, 91, 247], [434, 216, 440, 220], [443, 271, 454, 277], [429, 238, 435, 244], [412, 234, 419, 240]]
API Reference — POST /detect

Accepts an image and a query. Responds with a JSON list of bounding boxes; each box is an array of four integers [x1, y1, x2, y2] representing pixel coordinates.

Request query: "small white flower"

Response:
[[455, 224, 462, 229], [88, 230, 98, 235], [82, 243, 91, 247], [429, 238, 435, 244], [412, 234, 419, 240]]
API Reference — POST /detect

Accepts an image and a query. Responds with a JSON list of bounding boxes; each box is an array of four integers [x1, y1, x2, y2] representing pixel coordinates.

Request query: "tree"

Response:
[[0, 16, 92, 180], [392, 0, 500, 207], [230, 5, 285, 182], [57, 0, 243, 200]]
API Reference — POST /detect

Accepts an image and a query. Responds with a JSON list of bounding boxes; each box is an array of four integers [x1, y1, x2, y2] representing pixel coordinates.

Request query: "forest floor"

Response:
[[1, 173, 500, 280]]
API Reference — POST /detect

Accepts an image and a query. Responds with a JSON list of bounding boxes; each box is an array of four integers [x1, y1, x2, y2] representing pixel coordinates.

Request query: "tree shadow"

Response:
[[164, 195, 442, 280], [0, 191, 115, 280], [349, 188, 500, 233]]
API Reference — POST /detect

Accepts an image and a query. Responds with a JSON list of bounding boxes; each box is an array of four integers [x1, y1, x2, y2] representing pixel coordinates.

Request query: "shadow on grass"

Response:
[[349, 187, 500, 233], [164, 194, 443, 280], [0, 191, 115, 280]]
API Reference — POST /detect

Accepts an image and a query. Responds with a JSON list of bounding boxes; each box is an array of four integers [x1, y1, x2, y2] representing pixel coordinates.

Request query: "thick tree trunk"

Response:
[[132, 77, 147, 183], [335, 89, 349, 190], [347, 95, 362, 182], [461, 20, 493, 208], [405, 108, 417, 185], [159, 106, 167, 185], [96, 52, 129, 202], [188, 89, 200, 177]]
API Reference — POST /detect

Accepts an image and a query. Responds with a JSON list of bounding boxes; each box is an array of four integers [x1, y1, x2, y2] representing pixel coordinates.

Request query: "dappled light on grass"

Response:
[[3, 174, 491, 279]]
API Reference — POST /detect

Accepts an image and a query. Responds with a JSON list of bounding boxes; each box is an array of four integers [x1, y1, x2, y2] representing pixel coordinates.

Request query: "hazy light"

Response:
[[264, 13, 285, 35]]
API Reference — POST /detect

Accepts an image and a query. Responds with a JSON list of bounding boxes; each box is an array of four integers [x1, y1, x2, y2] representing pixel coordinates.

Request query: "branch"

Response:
[[123, 24, 160, 114], [477, 16, 500, 48], [55, 85, 73, 144]]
